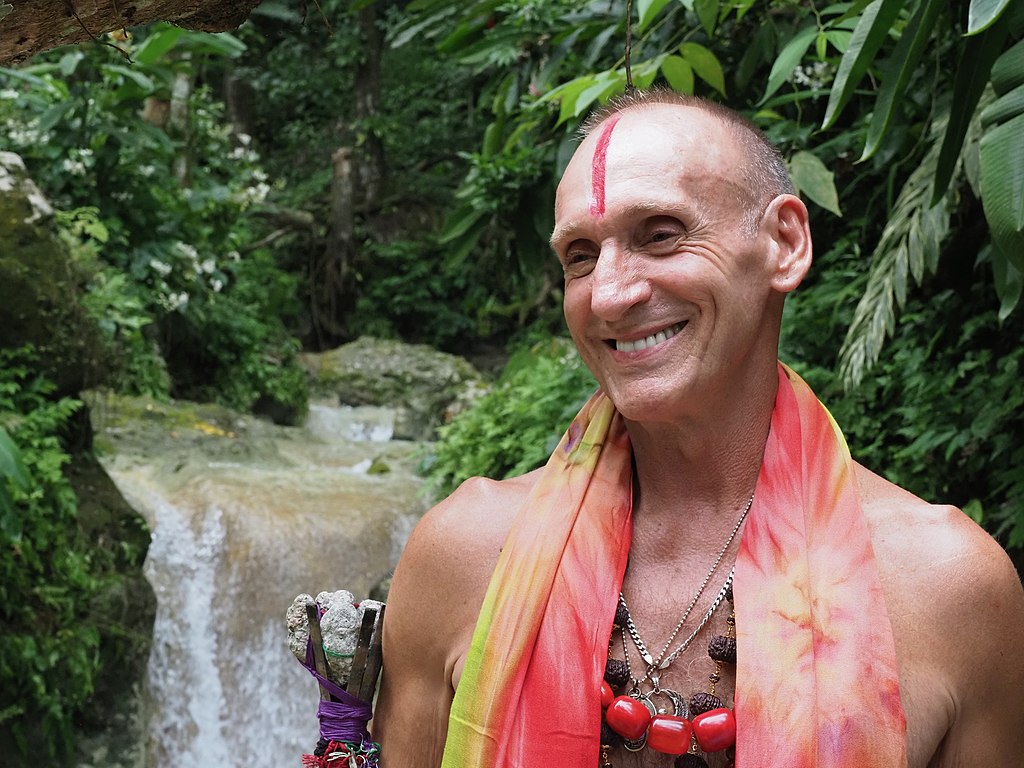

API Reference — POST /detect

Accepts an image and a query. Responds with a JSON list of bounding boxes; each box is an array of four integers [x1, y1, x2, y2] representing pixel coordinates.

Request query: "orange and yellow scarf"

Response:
[[441, 363, 907, 767]]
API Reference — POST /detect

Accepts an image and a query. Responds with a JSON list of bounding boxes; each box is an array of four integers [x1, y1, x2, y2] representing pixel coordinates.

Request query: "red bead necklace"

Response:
[[598, 580, 738, 768]]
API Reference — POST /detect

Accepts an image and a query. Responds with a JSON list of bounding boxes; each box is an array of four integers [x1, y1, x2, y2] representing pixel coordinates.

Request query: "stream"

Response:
[[89, 395, 428, 766]]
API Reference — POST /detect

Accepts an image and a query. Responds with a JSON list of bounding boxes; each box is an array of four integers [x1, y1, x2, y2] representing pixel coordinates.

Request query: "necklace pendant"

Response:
[[641, 651, 654, 666], [658, 659, 671, 670]]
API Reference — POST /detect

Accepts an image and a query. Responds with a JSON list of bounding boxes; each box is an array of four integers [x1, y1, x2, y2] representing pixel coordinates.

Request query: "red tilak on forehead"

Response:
[[589, 115, 621, 217]]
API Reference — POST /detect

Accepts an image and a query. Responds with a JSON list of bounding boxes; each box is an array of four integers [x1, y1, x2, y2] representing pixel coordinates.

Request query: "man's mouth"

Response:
[[611, 322, 687, 353]]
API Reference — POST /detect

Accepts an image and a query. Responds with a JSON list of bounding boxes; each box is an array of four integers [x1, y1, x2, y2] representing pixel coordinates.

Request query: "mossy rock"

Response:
[[301, 336, 485, 440], [0, 152, 108, 395]]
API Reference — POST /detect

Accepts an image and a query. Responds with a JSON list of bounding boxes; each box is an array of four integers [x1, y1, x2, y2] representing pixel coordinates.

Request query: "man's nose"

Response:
[[589, 246, 651, 321]]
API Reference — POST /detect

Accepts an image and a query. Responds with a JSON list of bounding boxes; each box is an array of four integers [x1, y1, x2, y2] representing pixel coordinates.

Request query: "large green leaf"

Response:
[[133, 24, 186, 65], [637, 0, 673, 32], [176, 30, 246, 58], [980, 111, 1024, 273], [788, 150, 842, 217], [101, 64, 155, 93], [930, 16, 1012, 204], [680, 41, 725, 94], [981, 82, 1024, 129], [822, 0, 907, 130], [695, 0, 720, 36], [967, 0, 1015, 35], [990, 37, 1024, 94], [661, 55, 695, 94], [570, 71, 623, 119], [0, 428, 29, 492], [991, 246, 1023, 319], [762, 25, 819, 103], [860, 0, 944, 161]]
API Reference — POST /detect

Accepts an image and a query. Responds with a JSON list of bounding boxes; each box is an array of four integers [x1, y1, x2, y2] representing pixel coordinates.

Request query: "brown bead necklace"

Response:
[[597, 494, 751, 768]]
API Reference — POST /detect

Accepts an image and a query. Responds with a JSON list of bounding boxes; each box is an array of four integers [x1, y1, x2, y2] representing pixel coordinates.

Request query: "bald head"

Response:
[[579, 90, 794, 233]]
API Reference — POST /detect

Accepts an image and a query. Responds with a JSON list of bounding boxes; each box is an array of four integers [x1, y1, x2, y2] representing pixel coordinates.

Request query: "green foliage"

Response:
[[425, 338, 596, 497], [349, 237, 478, 346], [0, 24, 308, 419], [55, 207, 172, 399], [783, 234, 1024, 547], [0, 348, 98, 760], [838, 109, 955, 387]]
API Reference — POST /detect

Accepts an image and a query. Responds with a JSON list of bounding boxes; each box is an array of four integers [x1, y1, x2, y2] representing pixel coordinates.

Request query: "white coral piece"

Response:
[[287, 590, 384, 685]]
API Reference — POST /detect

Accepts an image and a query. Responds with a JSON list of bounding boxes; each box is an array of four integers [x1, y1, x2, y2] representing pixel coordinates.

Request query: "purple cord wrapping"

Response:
[[303, 638, 373, 743]]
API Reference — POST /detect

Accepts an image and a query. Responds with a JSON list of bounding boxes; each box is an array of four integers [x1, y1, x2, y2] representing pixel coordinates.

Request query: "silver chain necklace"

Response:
[[618, 493, 753, 689]]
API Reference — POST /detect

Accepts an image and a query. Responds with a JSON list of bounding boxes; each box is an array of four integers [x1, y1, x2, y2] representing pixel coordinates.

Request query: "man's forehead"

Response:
[[559, 106, 734, 200], [580, 104, 730, 162], [556, 106, 737, 207]]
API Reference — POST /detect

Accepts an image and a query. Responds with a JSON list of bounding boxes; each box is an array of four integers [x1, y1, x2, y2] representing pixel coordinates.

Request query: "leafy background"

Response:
[[1, 0, 1022, 760]]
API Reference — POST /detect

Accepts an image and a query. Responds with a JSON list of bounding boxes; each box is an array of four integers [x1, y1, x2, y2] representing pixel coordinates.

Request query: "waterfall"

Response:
[[94, 400, 427, 766]]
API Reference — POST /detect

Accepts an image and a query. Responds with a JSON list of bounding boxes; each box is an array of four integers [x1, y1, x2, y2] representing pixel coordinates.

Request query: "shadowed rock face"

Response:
[[87, 392, 429, 766], [0, 152, 108, 395], [0, 0, 263, 65]]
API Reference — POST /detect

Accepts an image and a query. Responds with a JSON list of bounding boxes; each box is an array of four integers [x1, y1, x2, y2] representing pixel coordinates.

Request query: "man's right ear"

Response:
[[763, 194, 812, 294]]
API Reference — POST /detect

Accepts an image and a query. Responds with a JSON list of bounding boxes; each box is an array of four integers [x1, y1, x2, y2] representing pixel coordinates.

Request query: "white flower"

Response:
[[237, 133, 252, 146], [139, 164, 157, 177], [211, 278, 224, 293], [150, 259, 172, 277], [226, 250, 241, 262], [244, 181, 270, 204], [200, 258, 216, 274], [173, 241, 200, 262], [0, 89, 19, 100], [166, 291, 189, 310], [62, 158, 87, 176]]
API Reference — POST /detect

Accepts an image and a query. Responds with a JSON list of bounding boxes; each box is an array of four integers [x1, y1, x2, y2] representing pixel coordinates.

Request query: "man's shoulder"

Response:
[[410, 469, 542, 558], [856, 463, 1006, 558], [854, 463, 1024, 766], [853, 462, 1017, 594], [385, 469, 542, 634], [853, 461, 1023, 675]]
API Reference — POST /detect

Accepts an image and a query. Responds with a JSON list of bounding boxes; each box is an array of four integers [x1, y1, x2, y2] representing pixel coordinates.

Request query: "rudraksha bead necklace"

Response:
[[600, 574, 737, 767], [597, 492, 751, 768]]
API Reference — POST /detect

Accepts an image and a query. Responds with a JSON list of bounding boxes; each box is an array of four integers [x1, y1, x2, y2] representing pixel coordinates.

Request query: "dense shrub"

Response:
[[424, 338, 596, 497], [0, 28, 308, 421], [0, 349, 97, 760]]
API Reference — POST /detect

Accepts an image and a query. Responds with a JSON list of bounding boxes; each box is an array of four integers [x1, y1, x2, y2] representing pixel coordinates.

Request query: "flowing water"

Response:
[[91, 397, 427, 767]]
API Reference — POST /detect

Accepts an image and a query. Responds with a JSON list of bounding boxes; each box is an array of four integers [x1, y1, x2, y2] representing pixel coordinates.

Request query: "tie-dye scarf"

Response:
[[440, 363, 907, 767]]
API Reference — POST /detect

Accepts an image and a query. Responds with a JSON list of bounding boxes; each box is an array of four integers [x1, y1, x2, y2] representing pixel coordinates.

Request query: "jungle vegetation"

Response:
[[1, 0, 1022, 760]]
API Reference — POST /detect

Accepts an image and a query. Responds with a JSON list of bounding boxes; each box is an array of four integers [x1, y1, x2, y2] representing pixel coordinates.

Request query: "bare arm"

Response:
[[858, 466, 1024, 767], [929, 524, 1024, 767], [371, 475, 532, 767]]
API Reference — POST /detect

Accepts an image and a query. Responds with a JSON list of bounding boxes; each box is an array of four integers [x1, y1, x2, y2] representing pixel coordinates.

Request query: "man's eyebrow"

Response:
[[549, 201, 680, 249], [549, 221, 582, 250]]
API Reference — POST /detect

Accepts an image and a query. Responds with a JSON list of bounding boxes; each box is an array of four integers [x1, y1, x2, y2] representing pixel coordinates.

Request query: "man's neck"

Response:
[[622, 360, 778, 543]]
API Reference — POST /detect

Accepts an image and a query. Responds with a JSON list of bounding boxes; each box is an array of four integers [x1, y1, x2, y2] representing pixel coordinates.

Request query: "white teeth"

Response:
[[615, 322, 685, 352]]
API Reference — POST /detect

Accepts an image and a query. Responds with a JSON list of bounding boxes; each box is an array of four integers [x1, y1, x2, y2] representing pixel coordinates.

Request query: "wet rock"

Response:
[[300, 337, 485, 441], [88, 390, 427, 765]]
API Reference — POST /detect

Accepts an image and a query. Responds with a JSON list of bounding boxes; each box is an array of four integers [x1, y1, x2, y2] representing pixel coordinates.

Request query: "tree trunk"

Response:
[[0, 0, 261, 65], [310, 147, 355, 345], [167, 53, 193, 187], [354, 4, 384, 211]]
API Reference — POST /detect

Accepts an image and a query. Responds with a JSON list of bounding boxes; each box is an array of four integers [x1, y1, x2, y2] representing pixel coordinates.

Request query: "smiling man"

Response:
[[371, 90, 1024, 768]]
